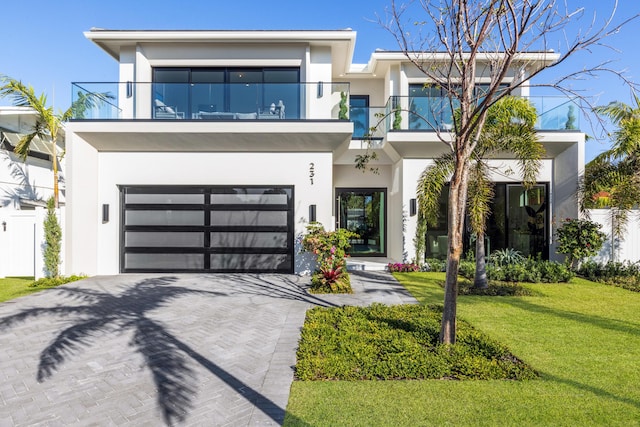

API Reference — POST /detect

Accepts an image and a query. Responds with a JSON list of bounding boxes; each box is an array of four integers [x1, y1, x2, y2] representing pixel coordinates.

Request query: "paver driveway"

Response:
[[0, 272, 415, 426]]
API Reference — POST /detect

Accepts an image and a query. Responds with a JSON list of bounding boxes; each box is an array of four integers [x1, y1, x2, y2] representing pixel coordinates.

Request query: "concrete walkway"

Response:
[[0, 271, 416, 426]]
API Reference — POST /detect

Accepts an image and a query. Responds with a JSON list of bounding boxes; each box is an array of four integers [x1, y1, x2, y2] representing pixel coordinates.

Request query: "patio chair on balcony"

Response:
[[154, 99, 184, 119], [258, 100, 285, 119]]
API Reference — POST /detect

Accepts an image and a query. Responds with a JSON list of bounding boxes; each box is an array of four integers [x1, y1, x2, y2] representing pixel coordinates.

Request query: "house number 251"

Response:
[[309, 163, 315, 185]]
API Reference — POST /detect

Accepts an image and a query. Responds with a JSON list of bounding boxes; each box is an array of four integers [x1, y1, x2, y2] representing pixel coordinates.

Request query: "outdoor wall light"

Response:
[[102, 204, 109, 223], [309, 204, 317, 222], [126, 81, 133, 98], [410, 198, 417, 217], [317, 81, 323, 98], [2, 221, 5, 232]]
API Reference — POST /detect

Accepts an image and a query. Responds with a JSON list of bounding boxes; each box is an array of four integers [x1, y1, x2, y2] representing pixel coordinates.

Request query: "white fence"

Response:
[[0, 207, 65, 279], [588, 209, 640, 264]]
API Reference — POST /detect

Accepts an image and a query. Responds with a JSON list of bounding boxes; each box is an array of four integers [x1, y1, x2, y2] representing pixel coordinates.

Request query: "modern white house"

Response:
[[0, 106, 64, 278], [64, 29, 584, 275]]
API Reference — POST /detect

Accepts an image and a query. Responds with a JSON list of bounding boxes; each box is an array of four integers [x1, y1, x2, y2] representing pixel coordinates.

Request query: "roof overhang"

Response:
[[384, 129, 583, 159], [85, 29, 357, 76], [68, 120, 353, 152], [348, 50, 561, 78]]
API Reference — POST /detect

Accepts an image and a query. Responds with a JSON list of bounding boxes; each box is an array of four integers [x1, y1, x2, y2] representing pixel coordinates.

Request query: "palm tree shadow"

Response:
[[0, 276, 294, 425]]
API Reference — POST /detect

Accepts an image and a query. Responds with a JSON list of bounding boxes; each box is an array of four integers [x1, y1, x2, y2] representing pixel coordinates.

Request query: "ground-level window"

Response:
[[336, 188, 386, 257], [425, 183, 549, 260]]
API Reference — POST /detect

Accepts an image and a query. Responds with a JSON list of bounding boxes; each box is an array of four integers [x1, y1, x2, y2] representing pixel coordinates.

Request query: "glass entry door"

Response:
[[336, 188, 386, 256], [506, 184, 548, 257]]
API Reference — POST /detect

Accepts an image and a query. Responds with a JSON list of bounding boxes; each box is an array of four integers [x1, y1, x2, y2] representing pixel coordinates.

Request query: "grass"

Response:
[[295, 304, 536, 381], [285, 272, 640, 426], [0, 275, 86, 303], [0, 277, 40, 302]]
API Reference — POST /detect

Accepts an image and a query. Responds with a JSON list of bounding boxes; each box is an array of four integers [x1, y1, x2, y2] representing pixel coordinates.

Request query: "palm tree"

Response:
[[416, 96, 542, 288], [582, 93, 640, 260], [0, 76, 109, 207]]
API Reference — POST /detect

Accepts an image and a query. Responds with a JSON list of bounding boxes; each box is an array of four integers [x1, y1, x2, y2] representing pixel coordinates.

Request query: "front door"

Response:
[[336, 188, 386, 256]]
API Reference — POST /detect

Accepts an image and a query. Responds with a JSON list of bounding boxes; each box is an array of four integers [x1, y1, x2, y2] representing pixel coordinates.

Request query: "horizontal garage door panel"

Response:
[[121, 186, 294, 273]]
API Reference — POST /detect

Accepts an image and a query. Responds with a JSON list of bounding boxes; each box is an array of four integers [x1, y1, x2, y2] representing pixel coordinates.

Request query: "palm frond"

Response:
[[467, 161, 494, 234], [37, 316, 117, 382], [593, 101, 636, 126], [416, 152, 455, 227]]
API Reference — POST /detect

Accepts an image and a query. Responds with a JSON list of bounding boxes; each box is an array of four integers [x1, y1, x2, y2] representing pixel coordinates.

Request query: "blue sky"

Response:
[[1, 0, 638, 161]]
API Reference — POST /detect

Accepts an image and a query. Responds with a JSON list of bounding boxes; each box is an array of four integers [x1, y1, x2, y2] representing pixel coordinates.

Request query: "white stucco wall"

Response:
[[551, 141, 584, 260], [0, 151, 62, 209], [65, 135, 333, 275]]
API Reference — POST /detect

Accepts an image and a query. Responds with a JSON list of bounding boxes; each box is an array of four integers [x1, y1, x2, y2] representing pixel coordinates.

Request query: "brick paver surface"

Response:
[[0, 272, 416, 426]]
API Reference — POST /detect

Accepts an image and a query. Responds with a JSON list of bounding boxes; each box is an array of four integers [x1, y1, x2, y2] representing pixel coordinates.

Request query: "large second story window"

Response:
[[153, 67, 300, 120], [408, 83, 509, 130]]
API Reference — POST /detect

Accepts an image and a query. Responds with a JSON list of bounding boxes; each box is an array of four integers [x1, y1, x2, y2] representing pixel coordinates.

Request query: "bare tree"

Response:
[[378, 0, 637, 344]]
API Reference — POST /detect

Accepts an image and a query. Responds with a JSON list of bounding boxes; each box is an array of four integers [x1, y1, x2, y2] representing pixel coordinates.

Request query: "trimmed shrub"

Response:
[[577, 260, 640, 292], [43, 197, 62, 278], [458, 261, 476, 279], [457, 278, 534, 296], [29, 275, 87, 288], [459, 257, 573, 283], [421, 258, 447, 272]]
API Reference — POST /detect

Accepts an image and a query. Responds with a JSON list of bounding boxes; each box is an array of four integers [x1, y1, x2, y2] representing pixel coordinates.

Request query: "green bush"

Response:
[[555, 218, 606, 269], [338, 91, 348, 120], [458, 257, 573, 283], [489, 248, 524, 266], [577, 260, 640, 292], [295, 303, 537, 381], [29, 275, 87, 288], [43, 197, 62, 278], [458, 261, 476, 279], [457, 278, 533, 296], [422, 258, 446, 272]]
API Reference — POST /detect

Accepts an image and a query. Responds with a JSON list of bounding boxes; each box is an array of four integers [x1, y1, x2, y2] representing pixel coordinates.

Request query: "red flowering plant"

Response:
[[387, 262, 420, 273], [302, 223, 358, 293]]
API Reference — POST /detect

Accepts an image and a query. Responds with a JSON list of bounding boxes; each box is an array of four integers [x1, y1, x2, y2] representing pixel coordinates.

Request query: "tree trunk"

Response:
[[440, 159, 470, 345], [474, 232, 488, 289]]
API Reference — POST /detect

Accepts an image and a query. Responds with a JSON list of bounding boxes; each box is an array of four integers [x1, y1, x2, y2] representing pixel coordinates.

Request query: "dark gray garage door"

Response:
[[120, 186, 294, 273]]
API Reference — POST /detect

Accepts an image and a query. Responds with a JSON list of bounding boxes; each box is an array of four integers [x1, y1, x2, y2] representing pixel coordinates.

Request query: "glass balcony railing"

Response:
[[355, 95, 580, 133], [71, 82, 350, 121]]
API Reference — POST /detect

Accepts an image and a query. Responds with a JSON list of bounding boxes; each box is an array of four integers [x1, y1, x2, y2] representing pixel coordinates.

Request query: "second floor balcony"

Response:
[[350, 95, 581, 139], [71, 82, 350, 121], [72, 82, 580, 138]]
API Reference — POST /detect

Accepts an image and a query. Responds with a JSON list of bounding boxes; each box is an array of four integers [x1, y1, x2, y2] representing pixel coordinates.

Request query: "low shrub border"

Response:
[[577, 260, 640, 292], [387, 262, 419, 272], [394, 256, 573, 284], [295, 303, 537, 381], [29, 275, 87, 288]]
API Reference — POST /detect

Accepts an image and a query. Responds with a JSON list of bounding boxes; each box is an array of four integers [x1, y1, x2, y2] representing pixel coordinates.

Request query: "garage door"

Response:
[[120, 186, 294, 273]]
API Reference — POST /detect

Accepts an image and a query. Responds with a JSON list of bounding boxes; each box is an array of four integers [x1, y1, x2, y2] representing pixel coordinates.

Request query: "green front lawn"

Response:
[[285, 273, 640, 426], [0, 275, 86, 303], [0, 277, 38, 302]]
